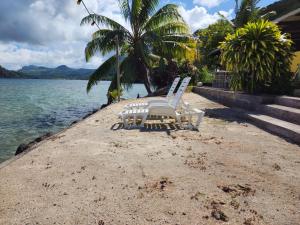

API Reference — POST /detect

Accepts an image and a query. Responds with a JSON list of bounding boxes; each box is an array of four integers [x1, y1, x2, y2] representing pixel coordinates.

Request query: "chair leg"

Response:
[[133, 114, 137, 126], [176, 114, 182, 128], [195, 112, 204, 128], [187, 113, 193, 129], [123, 116, 128, 128], [141, 114, 147, 127]]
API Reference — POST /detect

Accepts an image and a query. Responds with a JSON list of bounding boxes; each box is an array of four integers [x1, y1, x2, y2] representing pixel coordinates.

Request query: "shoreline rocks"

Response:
[[15, 132, 52, 155], [14, 106, 104, 156]]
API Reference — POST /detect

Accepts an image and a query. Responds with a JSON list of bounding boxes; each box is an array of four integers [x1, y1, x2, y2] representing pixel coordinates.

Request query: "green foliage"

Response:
[[108, 88, 123, 103], [234, 0, 261, 28], [198, 67, 214, 84], [151, 58, 176, 89], [177, 60, 199, 85], [220, 20, 294, 94], [151, 59, 200, 89], [194, 19, 234, 70], [220, 0, 275, 29], [81, 0, 194, 99]]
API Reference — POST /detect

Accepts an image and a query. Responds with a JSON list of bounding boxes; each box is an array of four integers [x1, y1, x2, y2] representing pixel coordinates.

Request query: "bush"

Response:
[[195, 20, 234, 70], [198, 67, 214, 84], [178, 60, 200, 85], [220, 20, 294, 94]]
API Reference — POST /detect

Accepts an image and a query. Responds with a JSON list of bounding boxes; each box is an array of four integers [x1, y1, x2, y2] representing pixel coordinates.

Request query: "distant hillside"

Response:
[[0, 66, 25, 78], [0, 64, 115, 80], [18, 65, 96, 80]]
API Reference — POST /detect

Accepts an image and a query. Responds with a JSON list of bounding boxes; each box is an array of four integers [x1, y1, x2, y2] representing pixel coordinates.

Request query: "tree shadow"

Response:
[[204, 107, 247, 124]]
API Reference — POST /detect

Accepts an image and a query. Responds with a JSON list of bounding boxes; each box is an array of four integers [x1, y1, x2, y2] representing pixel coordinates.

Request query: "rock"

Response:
[[15, 143, 29, 155], [197, 82, 203, 87], [71, 120, 79, 125], [35, 132, 52, 142], [92, 109, 98, 113], [82, 112, 92, 119], [211, 209, 229, 222], [15, 133, 52, 155], [100, 104, 108, 109], [273, 163, 281, 171]]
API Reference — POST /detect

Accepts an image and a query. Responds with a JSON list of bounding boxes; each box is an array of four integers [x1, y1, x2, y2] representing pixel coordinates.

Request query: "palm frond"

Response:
[[143, 4, 185, 32], [120, 54, 139, 89], [149, 22, 190, 36], [156, 35, 196, 60], [138, 0, 159, 26], [119, 0, 131, 21], [85, 30, 128, 60], [218, 12, 235, 27], [131, 0, 143, 29], [81, 13, 129, 32], [86, 55, 117, 92]]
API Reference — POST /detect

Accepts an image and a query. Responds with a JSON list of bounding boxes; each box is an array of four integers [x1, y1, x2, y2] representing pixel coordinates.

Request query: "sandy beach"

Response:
[[0, 93, 299, 225]]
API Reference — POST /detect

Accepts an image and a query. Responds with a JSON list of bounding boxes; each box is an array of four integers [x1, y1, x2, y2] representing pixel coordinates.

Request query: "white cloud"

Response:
[[0, 0, 233, 70], [0, 0, 126, 70], [193, 0, 225, 8], [179, 6, 233, 31], [0, 42, 103, 70]]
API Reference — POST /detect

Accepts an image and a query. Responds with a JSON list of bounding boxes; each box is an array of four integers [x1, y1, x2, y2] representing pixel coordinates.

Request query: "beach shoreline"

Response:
[[0, 104, 107, 169], [0, 93, 299, 225]]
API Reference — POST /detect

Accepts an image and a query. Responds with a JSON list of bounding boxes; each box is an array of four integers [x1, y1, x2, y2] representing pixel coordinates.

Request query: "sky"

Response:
[[0, 0, 278, 70]]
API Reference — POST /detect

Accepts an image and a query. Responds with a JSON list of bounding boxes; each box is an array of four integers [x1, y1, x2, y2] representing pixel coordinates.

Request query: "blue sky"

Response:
[[0, 0, 279, 70], [169, 0, 276, 12]]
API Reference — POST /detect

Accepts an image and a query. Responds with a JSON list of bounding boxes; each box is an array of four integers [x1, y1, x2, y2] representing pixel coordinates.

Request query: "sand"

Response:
[[0, 93, 299, 225]]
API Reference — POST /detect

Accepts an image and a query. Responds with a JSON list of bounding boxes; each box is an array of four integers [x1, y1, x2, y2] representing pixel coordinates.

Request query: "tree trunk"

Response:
[[140, 63, 152, 94]]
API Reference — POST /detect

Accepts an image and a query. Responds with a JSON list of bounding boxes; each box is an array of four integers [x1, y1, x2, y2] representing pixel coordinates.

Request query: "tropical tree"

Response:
[[80, 0, 194, 103], [220, 0, 276, 28], [220, 20, 293, 94], [194, 19, 234, 70]]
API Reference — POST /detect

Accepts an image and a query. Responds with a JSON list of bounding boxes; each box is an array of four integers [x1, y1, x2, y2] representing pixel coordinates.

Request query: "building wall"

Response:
[[291, 51, 300, 72]]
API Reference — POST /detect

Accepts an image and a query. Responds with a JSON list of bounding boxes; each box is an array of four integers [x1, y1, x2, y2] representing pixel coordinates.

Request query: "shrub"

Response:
[[178, 60, 200, 85], [198, 67, 214, 84], [220, 20, 294, 94], [194, 19, 234, 70]]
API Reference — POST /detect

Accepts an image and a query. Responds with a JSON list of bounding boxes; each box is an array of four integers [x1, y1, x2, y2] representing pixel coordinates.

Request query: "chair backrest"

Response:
[[166, 77, 180, 98], [170, 77, 191, 108]]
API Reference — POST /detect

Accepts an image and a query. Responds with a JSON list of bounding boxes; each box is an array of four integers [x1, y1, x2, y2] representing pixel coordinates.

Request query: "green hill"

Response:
[[0, 64, 116, 80], [0, 66, 25, 78], [18, 65, 96, 80]]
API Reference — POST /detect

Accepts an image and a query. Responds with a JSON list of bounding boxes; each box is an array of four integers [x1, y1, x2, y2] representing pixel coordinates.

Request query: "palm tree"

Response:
[[80, 0, 194, 103], [220, 0, 275, 28]]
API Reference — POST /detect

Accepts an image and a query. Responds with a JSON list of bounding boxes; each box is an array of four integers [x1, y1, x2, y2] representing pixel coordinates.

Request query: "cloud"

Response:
[[179, 6, 233, 31], [193, 0, 225, 8], [0, 41, 103, 70], [0, 0, 125, 45], [0, 0, 232, 70], [0, 0, 125, 70]]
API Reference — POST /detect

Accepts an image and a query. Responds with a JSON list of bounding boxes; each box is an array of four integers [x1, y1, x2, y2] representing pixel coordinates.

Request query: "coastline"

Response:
[[0, 93, 299, 224], [0, 105, 106, 170]]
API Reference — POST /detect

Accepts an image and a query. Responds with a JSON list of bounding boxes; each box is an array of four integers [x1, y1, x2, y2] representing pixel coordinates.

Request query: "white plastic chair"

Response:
[[124, 77, 180, 109], [120, 77, 191, 128]]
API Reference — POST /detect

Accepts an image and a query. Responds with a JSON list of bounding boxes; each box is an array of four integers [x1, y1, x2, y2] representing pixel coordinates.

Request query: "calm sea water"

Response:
[[0, 79, 147, 162]]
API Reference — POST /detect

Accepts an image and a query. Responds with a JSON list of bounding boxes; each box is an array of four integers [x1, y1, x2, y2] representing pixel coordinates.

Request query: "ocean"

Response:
[[0, 79, 147, 162]]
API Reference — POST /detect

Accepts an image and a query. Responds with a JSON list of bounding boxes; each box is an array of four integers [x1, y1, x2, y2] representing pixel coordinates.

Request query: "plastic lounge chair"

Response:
[[124, 77, 180, 109], [120, 77, 191, 128], [177, 108, 205, 130]]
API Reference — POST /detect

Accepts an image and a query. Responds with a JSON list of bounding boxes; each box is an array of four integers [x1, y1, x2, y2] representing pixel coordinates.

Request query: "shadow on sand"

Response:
[[110, 122, 199, 135], [204, 107, 247, 124]]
